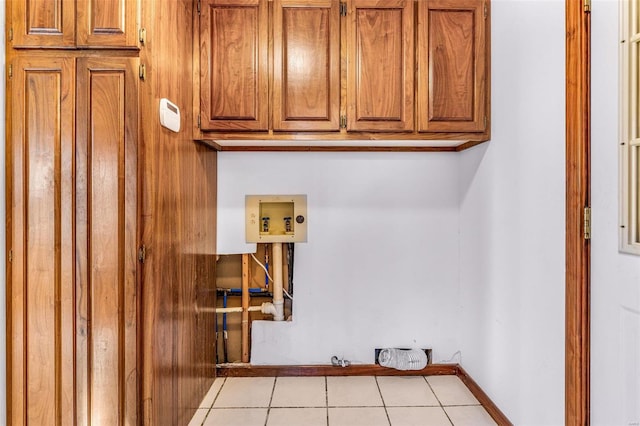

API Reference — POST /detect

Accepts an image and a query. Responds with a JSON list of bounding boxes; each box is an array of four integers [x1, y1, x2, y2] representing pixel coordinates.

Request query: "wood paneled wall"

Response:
[[139, 1, 218, 424]]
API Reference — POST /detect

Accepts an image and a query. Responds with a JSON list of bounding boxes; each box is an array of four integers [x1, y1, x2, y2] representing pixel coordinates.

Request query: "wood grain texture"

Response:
[[200, 130, 490, 141], [9, 56, 75, 426], [346, 0, 414, 131], [273, 0, 340, 131], [200, 0, 269, 130], [213, 144, 458, 152], [456, 366, 513, 426], [194, 0, 491, 144], [565, 1, 591, 425], [75, 56, 139, 426], [140, 0, 218, 424], [417, 0, 487, 132], [11, 0, 76, 47], [241, 254, 250, 363], [76, 0, 140, 48], [217, 364, 459, 377]]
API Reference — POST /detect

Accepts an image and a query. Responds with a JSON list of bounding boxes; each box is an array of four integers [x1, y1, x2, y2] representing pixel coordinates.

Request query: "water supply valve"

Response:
[[245, 195, 308, 243]]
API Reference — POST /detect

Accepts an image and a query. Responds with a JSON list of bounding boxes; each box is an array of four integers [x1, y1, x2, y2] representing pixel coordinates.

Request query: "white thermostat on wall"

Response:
[[159, 98, 181, 132]]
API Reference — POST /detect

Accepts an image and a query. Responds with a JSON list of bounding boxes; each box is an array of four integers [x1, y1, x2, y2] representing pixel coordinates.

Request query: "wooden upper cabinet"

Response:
[[9, 56, 76, 426], [76, 0, 140, 47], [11, 0, 76, 47], [417, 0, 487, 132], [200, 0, 269, 131], [346, 0, 414, 132], [10, 0, 139, 48], [196, 0, 491, 146], [273, 0, 340, 131]]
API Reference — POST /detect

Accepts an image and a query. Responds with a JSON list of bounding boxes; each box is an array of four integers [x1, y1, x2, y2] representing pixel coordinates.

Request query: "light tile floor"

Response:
[[189, 375, 497, 426]]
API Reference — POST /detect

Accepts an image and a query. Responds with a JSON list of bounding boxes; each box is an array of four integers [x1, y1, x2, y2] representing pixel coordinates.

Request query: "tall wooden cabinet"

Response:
[[7, 1, 141, 425], [8, 1, 219, 425], [74, 57, 139, 426], [8, 54, 139, 426], [8, 56, 76, 426]]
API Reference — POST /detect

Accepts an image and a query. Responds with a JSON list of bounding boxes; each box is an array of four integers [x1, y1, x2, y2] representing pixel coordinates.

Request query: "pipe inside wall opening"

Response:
[[214, 243, 295, 364]]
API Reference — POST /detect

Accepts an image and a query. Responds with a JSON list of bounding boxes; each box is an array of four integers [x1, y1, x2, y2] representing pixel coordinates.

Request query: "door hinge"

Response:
[[340, 115, 347, 129], [139, 64, 146, 81], [484, 2, 488, 18], [8, 249, 12, 263], [138, 245, 146, 263], [584, 207, 591, 240], [8, 27, 13, 42], [197, 0, 202, 15], [584, 0, 591, 13], [340, 2, 347, 17], [197, 114, 201, 128], [8, 64, 12, 79], [139, 28, 146, 45]]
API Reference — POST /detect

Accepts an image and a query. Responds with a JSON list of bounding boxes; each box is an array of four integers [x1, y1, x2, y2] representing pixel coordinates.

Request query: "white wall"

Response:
[[591, 1, 640, 424], [218, 3, 569, 423], [458, 1, 566, 425], [218, 152, 462, 364]]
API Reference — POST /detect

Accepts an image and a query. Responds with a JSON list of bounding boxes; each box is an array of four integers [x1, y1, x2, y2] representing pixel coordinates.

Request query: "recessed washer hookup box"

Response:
[[245, 195, 307, 243]]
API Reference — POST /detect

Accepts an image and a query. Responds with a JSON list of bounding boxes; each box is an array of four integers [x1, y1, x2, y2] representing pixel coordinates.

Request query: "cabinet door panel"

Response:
[[273, 0, 340, 131], [9, 56, 75, 426], [418, 0, 487, 132], [76, 57, 139, 426], [200, 0, 269, 130], [347, 0, 414, 131], [11, 0, 76, 47], [76, 0, 139, 47]]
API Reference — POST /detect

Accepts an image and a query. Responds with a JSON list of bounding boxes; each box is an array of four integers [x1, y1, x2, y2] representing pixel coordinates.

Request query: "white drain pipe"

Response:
[[206, 304, 276, 315], [271, 242, 285, 321]]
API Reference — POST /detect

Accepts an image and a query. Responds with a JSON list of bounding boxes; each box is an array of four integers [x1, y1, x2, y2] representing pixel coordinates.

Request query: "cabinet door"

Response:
[[273, 0, 340, 131], [200, 0, 269, 131], [11, 0, 76, 47], [76, 0, 140, 47], [9, 56, 76, 426], [75, 57, 139, 426], [417, 0, 487, 132], [346, 0, 414, 132]]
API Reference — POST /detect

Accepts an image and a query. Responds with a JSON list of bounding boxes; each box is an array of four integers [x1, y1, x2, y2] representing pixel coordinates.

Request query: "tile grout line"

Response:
[[423, 376, 454, 426], [264, 377, 278, 426], [194, 374, 488, 425], [374, 376, 392, 426], [200, 377, 227, 426], [325, 376, 329, 426]]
